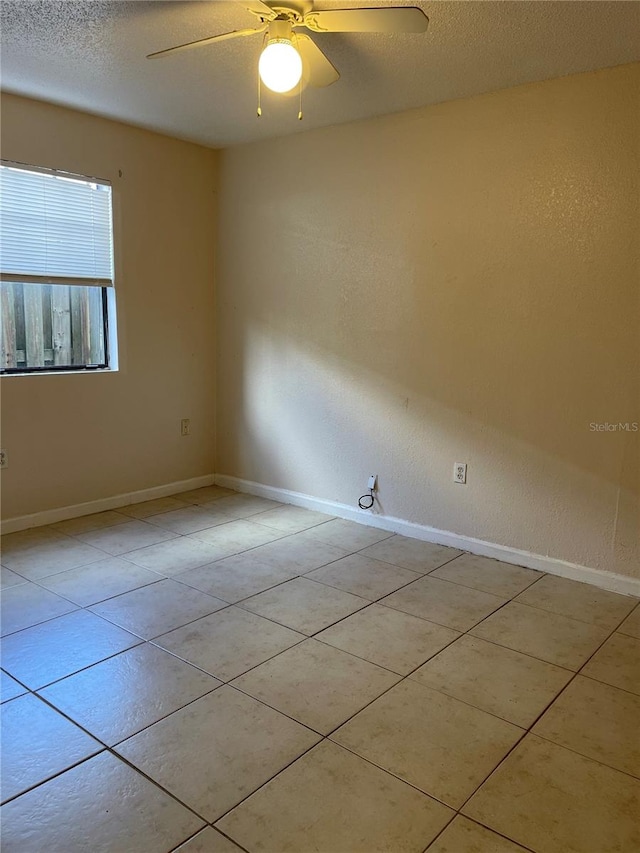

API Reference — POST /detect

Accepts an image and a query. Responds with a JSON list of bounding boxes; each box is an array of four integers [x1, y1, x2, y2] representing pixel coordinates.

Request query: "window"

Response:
[[0, 161, 116, 374]]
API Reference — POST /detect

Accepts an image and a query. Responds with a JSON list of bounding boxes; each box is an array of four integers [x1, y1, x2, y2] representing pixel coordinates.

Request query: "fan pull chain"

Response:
[[257, 70, 262, 117], [298, 77, 303, 121]]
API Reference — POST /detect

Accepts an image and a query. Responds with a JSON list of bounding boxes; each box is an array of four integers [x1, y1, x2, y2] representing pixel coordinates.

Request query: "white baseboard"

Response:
[[4, 470, 637, 598], [215, 474, 640, 598], [1, 474, 216, 535]]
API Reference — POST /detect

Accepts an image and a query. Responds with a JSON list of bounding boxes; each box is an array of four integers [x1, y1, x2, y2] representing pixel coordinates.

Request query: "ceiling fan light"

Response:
[[259, 39, 303, 93]]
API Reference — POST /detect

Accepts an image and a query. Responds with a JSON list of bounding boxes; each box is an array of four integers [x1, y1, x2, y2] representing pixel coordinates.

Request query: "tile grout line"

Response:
[[4, 523, 634, 715], [0, 748, 105, 809], [2, 534, 634, 704], [3, 638, 147, 693], [4, 505, 483, 835], [34, 674, 222, 754], [203, 735, 325, 830], [169, 825, 252, 853], [179, 531, 637, 842], [5, 547, 407, 704], [150, 632, 311, 686], [5, 686, 221, 824], [2, 492, 639, 852], [421, 812, 539, 853], [448, 598, 640, 823], [6, 579, 638, 818], [529, 729, 640, 783]]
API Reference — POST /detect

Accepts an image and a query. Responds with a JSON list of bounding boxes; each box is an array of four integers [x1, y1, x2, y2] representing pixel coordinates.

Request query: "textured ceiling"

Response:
[[1, 1, 639, 148]]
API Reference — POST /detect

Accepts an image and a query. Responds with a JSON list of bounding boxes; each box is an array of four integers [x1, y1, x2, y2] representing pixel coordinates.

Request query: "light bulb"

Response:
[[259, 39, 302, 93]]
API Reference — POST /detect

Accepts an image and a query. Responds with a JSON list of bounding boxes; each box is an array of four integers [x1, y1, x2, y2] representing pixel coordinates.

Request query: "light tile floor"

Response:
[[1, 487, 639, 853]]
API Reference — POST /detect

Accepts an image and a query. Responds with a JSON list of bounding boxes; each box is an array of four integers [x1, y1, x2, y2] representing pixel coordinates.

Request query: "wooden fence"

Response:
[[1, 282, 106, 370]]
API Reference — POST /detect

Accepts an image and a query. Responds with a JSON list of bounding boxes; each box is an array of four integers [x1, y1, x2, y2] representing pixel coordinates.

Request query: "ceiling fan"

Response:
[[147, 2, 429, 97]]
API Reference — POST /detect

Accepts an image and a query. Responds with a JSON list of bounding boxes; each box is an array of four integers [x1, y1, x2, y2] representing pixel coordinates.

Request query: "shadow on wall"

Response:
[[215, 64, 640, 574], [231, 325, 638, 573]]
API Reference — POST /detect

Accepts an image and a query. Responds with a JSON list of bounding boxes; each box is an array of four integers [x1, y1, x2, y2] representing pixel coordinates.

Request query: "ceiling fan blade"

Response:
[[294, 34, 340, 88], [240, 0, 277, 19], [147, 25, 267, 59], [303, 7, 428, 34]]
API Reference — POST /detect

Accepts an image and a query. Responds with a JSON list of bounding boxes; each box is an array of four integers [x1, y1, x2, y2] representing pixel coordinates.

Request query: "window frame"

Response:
[[0, 286, 111, 375], [0, 160, 118, 377]]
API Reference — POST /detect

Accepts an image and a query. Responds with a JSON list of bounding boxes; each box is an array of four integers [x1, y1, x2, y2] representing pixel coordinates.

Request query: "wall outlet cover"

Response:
[[453, 462, 467, 484]]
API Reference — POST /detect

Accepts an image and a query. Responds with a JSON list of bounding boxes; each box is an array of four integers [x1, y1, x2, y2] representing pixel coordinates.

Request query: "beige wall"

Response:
[[216, 63, 639, 578], [1, 94, 217, 518]]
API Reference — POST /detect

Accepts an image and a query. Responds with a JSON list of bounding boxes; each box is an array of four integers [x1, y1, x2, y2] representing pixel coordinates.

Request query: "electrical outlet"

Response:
[[0, 450, 7, 469], [367, 474, 377, 491], [180, 419, 190, 437], [453, 462, 467, 484]]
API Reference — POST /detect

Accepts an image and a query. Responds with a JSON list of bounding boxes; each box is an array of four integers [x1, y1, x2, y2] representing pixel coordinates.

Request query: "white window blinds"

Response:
[[0, 161, 114, 287]]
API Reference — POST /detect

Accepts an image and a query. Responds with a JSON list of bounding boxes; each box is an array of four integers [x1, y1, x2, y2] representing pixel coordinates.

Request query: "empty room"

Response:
[[0, 1, 638, 851]]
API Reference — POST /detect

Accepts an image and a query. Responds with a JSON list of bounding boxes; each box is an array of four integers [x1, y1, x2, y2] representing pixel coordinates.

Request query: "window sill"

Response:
[[0, 367, 118, 377]]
